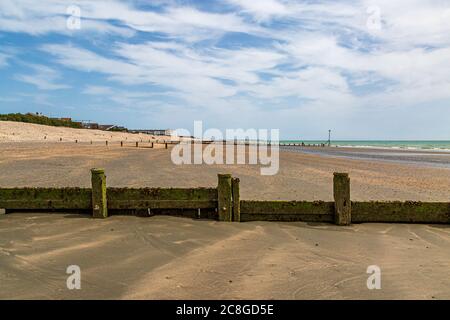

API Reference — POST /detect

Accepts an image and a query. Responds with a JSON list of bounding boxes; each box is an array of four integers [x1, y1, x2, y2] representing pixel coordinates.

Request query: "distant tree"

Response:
[[0, 113, 83, 129]]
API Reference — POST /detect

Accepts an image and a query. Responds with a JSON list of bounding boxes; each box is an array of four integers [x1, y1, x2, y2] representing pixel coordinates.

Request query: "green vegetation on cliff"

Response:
[[0, 113, 83, 129]]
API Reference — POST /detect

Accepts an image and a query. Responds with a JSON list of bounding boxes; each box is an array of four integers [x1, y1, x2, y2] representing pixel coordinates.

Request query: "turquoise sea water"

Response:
[[280, 140, 450, 151]]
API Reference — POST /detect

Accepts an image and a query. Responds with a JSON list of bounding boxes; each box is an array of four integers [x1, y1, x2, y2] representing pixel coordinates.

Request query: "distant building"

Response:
[[110, 126, 128, 132], [98, 124, 116, 131], [82, 122, 99, 129], [79, 122, 127, 131], [130, 129, 174, 136], [29, 112, 44, 117]]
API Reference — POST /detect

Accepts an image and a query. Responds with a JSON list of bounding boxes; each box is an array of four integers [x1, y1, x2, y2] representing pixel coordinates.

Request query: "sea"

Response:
[[280, 140, 450, 151]]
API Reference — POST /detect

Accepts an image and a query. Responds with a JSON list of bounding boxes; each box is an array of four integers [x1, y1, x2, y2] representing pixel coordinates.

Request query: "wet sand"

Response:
[[284, 145, 450, 169], [0, 213, 449, 300]]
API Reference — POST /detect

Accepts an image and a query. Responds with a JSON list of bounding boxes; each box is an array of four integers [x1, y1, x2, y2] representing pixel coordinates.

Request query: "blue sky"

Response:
[[1, 0, 450, 139]]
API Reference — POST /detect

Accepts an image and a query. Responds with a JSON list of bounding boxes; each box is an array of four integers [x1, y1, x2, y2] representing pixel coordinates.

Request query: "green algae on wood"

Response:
[[352, 201, 450, 223], [333, 172, 351, 225], [232, 177, 240, 222], [217, 174, 232, 221], [107, 187, 217, 201], [91, 168, 107, 218], [240, 200, 334, 215], [0, 187, 91, 209]]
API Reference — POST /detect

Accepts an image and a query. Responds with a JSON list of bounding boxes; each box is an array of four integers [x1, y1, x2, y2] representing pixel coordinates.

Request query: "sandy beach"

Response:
[[1, 214, 449, 300], [0, 122, 449, 300]]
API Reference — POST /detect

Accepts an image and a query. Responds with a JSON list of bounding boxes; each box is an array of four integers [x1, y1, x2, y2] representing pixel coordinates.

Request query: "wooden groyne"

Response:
[[0, 170, 449, 225]]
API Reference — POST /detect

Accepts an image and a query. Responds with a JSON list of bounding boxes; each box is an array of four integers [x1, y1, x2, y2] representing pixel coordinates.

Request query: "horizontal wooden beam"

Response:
[[107, 187, 217, 201], [0, 188, 91, 209], [352, 201, 450, 223], [0, 187, 218, 210], [240, 200, 334, 222], [108, 200, 217, 209], [240, 200, 450, 224], [241, 213, 333, 222], [241, 200, 335, 214]]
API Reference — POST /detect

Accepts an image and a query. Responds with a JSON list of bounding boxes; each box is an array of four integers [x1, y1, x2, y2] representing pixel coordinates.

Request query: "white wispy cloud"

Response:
[[82, 85, 176, 110], [82, 85, 114, 95], [0, 52, 10, 67], [18, 92, 54, 106], [0, 0, 257, 41], [225, 0, 289, 21], [15, 64, 70, 90], [0, 0, 134, 37]]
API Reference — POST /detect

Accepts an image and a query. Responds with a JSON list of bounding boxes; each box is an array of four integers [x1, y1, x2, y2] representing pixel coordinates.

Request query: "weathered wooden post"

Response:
[[165, 142, 168, 149], [151, 142, 154, 148], [120, 141, 123, 147], [217, 174, 232, 221], [136, 141, 139, 148], [232, 177, 240, 222], [91, 168, 108, 218], [333, 172, 351, 225], [106, 141, 108, 146]]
